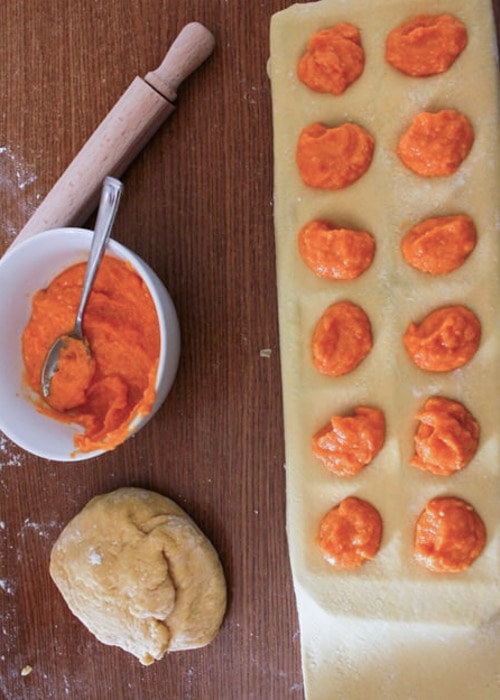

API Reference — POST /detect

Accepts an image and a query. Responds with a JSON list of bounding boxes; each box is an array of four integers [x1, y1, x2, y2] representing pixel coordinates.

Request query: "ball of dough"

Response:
[[49, 487, 227, 665]]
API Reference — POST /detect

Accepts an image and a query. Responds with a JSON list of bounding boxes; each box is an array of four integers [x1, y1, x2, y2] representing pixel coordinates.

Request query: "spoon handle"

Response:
[[74, 177, 123, 335]]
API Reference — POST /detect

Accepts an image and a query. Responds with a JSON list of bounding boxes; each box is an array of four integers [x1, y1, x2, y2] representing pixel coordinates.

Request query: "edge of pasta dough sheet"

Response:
[[269, 0, 500, 635]]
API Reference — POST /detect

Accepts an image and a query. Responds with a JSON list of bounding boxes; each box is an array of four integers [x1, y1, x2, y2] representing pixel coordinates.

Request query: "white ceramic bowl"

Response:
[[0, 228, 180, 461]]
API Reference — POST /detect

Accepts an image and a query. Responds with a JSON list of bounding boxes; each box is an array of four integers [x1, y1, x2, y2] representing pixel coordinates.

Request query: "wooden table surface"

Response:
[[0, 2, 498, 700]]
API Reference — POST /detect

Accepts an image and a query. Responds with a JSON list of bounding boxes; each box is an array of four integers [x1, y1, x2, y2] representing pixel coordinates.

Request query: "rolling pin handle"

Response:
[[11, 22, 215, 249], [144, 22, 216, 102]]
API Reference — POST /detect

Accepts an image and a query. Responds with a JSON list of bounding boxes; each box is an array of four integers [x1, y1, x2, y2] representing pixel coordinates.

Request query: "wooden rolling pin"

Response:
[[12, 22, 215, 247]]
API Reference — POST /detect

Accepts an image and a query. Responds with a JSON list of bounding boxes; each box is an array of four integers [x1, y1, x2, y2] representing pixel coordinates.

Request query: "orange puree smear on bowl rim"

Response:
[[297, 22, 365, 96], [401, 214, 477, 274], [414, 497, 486, 573], [298, 219, 375, 280], [311, 300, 372, 377], [317, 496, 383, 569], [22, 255, 161, 454], [312, 406, 386, 477], [296, 121, 375, 190], [385, 14, 468, 77], [397, 109, 474, 177], [411, 396, 480, 477], [403, 304, 481, 372]]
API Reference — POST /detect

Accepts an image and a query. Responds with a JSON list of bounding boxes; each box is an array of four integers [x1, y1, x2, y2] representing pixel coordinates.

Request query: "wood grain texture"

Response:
[[0, 2, 302, 698], [0, 2, 498, 699]]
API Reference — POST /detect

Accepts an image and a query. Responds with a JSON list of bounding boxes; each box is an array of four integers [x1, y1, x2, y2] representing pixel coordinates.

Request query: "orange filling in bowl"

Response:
[[22, 255, 161, 453]]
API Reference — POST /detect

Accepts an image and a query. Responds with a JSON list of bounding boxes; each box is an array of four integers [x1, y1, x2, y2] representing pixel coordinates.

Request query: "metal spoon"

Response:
[[41, 176, 124, 399]]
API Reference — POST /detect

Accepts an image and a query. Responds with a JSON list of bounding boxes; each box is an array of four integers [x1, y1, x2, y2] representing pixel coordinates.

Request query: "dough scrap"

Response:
[[49, 487, 227, 664]]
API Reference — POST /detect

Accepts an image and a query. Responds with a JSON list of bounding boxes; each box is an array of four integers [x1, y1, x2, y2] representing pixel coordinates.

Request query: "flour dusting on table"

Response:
[[0, 434, 24, 470], [0, 144, 39, 250]]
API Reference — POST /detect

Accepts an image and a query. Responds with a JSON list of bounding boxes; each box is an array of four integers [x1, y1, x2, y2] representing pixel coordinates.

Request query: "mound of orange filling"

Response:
[[398, 109, 474, 177], [296, 122, 375, 189], [401, 214, 477, 275], [298, 219, 375, 280], [312, 406, 385, 477], [403, 305, 481, 372], [317, 496, 383, 569], [298, 22, 365, 95], [311, 301, 372, 377], [414, 497, 486, 573], [411, 397, 479, 476], [385, 14, 468, 77]]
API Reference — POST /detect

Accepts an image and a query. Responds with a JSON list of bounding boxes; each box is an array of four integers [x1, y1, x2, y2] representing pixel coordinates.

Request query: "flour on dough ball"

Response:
[[49, 487, 227, 665]]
